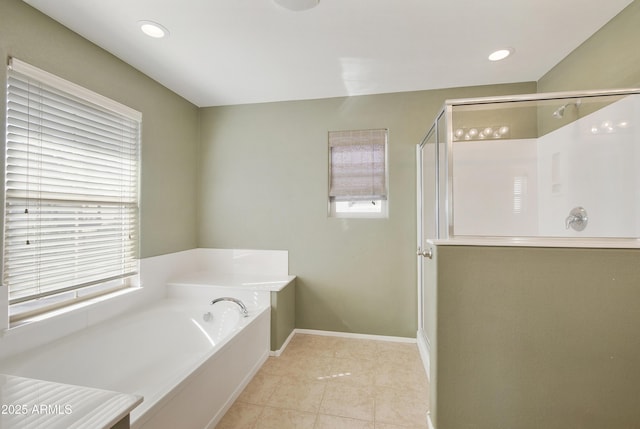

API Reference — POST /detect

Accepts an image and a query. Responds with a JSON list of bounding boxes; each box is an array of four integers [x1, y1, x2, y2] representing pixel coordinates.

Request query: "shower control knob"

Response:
[[565, 206, 588, 231]]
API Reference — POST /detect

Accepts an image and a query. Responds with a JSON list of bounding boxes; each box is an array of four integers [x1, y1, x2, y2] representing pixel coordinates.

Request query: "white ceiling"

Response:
[[23, 0, 634, 107]]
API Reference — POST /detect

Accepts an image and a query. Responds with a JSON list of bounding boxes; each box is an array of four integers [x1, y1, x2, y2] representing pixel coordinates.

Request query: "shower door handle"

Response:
[[417, 247, 433, 259]]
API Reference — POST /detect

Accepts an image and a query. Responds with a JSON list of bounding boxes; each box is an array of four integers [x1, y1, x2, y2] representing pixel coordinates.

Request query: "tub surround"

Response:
[[0, 248, 293, 359], [165, 275, 296, 353], [165, 284, 271, 310], [190, 248, 290, 277], [0, 249, 190, 360], [0, 374, 141, 429], [166, 249, 297, 353]]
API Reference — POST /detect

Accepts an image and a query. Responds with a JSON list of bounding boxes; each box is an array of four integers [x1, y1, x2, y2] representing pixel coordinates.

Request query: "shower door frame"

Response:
[[436, 87, 640, 241], [416, 106, 448, 374], [416, 106, 450, 429]]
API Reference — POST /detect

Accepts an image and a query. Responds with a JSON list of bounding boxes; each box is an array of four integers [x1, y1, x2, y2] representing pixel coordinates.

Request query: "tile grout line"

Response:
[[312, 362, 330, 429]]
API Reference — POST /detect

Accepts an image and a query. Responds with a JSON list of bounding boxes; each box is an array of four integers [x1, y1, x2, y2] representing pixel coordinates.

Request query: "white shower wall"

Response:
[[537, 95, 639, 237], [453, 138, 539, 236], [452, 94, 639, 238]]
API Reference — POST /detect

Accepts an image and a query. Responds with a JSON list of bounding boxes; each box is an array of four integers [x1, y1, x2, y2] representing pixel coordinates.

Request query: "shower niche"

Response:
[[419, 89, 640, 244]]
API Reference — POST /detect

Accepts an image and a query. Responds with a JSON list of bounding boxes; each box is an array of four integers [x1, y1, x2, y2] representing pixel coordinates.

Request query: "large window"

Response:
[[328, 128, 388, 218], [3, 58, 141, 321]]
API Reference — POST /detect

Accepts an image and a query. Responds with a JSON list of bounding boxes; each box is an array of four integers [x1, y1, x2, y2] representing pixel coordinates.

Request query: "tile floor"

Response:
[[215, 333, 429, 429]]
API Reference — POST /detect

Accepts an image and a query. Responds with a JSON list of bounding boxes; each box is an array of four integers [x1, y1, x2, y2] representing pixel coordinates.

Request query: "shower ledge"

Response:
[[431, 237, 640, 249]]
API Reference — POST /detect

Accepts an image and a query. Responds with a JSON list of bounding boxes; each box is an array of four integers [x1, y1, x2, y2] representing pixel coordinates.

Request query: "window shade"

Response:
[[328, 129, 387, 201], [4, 59, 140, 304]]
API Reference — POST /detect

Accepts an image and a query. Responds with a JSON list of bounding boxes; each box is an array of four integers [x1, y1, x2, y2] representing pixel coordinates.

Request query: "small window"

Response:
[[3, 58, 141, 322], [328, 129, 388, 218]]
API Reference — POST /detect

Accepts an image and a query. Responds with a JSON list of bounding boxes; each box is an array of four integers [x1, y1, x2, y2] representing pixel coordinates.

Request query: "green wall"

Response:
[[0, 0, 200, 260], [271, 281, 296, 351], [435, 246, 640, 429], [538, 0, 640, 92], [198, 82, 535, 338]]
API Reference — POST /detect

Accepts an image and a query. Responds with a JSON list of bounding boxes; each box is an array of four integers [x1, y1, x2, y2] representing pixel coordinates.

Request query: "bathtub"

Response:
[[0, 286, 270, 429]]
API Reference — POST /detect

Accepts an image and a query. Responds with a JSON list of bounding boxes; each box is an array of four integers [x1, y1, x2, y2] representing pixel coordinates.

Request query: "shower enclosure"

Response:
[[418, 88, 640, 245], [416, 88, 640, 429]]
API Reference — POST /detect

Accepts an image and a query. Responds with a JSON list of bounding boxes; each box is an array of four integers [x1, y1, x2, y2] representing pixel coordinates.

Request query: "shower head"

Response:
[[552, 100, 581, 119]]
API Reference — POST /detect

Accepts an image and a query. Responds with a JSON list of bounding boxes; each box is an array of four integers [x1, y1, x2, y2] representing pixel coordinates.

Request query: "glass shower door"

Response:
[[417, 120, 437, 359]]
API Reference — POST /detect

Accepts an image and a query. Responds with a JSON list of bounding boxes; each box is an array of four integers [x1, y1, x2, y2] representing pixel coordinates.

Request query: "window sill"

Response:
[[329, 213, 389, 219], [3, 286, 143, 335]]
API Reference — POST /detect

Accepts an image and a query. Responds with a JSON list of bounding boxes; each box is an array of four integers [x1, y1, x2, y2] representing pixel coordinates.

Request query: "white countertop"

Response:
[[0, 374, 142, 429], [167, 271, 296, 292]]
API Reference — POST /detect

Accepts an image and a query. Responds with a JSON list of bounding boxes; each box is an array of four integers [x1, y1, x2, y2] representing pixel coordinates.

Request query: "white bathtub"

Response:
[[0, 286, 270, 429]]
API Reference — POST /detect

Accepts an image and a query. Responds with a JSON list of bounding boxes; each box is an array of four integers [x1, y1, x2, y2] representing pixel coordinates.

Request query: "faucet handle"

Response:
[[565, 207, 588, 231]]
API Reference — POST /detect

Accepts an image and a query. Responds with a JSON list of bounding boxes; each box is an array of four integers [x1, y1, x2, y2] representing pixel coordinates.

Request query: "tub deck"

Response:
[[168, 271, 296, 292]]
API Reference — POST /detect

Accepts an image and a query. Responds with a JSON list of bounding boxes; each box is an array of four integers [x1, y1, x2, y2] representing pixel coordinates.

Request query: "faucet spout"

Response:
[[211, 297, 249, 317]]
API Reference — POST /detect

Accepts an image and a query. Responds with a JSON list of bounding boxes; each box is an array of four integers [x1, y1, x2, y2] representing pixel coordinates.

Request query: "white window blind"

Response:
[[4, 58, 141, 306], [328, 129, 388, 201]]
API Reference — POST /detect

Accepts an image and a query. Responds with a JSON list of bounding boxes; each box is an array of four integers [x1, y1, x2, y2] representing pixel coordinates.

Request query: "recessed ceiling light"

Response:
[[138, 20, 169, 39], [488, 48, 514, 62], [273, 0, 319, 12]]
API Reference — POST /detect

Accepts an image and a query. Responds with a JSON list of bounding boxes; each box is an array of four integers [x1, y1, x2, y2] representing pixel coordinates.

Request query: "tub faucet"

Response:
[[211, 297, 249, 317]]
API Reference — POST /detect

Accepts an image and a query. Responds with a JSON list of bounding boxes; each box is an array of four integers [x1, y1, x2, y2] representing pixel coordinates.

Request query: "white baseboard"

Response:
[[427, 412, 436, 429], [269, 329, 418, 358], [269, 329, 297, 356], [416, 330, 431, 382], [294, 328, 417, 343]]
